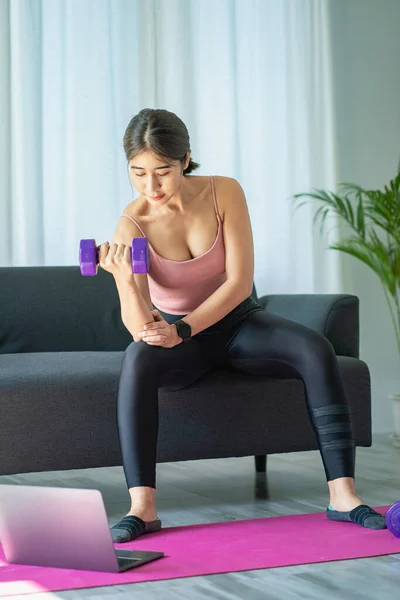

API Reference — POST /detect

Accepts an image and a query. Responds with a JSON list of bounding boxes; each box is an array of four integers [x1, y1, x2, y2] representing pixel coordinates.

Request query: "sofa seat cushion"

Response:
[[0, 352, 371, 475]]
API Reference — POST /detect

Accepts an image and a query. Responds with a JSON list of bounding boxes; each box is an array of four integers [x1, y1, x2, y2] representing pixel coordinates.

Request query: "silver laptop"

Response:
[[0, 484, 164, 573]]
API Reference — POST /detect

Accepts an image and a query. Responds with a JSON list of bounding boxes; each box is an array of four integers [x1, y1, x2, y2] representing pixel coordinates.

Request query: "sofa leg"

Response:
[[254, 455, 269, 500], [254, 455, 267, 473]]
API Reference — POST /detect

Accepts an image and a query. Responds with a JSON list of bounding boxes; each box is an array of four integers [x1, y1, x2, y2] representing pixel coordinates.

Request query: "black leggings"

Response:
[[116, 297, 355, 489]]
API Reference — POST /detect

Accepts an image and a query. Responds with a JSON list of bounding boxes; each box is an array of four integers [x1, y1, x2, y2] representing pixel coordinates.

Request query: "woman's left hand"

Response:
[[138, 310, 182, 348]]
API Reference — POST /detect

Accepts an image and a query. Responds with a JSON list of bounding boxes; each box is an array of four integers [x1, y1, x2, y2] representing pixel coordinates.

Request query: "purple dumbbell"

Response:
[[79, 238, 150, 276], [386, 499, 400, 537]]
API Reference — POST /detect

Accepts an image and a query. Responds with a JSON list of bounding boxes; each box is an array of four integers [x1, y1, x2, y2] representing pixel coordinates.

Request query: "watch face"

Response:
[[177, 320, 191, 340]]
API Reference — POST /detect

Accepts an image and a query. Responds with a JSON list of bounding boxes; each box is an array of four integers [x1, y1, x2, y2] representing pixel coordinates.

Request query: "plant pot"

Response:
[[389, 393, 400, 448]]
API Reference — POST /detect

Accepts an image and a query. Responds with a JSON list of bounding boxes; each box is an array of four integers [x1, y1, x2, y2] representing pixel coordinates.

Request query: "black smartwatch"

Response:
[[175, 319, 192, 342]]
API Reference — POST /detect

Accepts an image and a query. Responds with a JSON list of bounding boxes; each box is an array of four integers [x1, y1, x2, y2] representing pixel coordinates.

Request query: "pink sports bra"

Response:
[[121, 175, 227, 314]]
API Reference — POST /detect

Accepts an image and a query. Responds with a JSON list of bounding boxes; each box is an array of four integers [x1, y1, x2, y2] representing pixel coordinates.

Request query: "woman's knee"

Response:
[[117, 342, 162, 411], [121, 340, 160, 376], [298, 327, 336, 366]]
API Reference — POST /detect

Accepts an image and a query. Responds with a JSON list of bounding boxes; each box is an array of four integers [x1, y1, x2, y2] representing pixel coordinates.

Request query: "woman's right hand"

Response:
[[98, 242, 133, 282]]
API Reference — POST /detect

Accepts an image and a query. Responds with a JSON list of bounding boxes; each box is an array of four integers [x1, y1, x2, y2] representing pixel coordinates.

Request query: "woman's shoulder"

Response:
[[212, 176, 245, 214], [212, 175, 242, 190], [214, 174, 242, 184], [121, 196, 147, 220], [113, 198, 147, 243], [189, 174, 240, 186], [192, 176, 243, 217]]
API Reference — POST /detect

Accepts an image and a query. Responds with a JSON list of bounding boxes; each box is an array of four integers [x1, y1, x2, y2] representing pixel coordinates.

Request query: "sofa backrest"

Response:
[[0, 267, 132, 353], [0, 267, 259, 354]]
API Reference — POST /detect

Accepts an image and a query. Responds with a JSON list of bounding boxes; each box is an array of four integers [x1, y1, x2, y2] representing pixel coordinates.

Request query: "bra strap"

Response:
[[210, 176, 221, 221], [121, 213, 146, 237]]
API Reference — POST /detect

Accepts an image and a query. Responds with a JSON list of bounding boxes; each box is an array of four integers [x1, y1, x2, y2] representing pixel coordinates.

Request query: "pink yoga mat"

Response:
[[0, 506, 398, 596]]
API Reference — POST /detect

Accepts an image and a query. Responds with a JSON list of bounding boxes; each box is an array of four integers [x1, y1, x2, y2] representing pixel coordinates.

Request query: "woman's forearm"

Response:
[[114, 275, 154, 342], [183, 280, 252, 336]]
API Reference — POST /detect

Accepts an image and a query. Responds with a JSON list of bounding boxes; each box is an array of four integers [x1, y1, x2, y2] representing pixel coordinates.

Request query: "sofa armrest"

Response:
[[257, 294, 359, 358]]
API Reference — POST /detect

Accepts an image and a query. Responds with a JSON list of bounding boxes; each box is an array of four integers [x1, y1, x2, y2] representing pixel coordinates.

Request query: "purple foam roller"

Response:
[[132, 237, 150, 274], [386, 499, 400, 537]]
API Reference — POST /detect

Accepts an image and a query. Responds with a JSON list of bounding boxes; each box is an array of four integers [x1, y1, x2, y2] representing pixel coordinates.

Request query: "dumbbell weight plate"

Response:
[[132, 237, 150, 274], [386, 500, 400, 537], [79, 239, 98, 276]]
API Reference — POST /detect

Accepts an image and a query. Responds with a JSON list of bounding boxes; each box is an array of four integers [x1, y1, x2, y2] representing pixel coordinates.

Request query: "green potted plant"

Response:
[[292, 166, 400, 446]]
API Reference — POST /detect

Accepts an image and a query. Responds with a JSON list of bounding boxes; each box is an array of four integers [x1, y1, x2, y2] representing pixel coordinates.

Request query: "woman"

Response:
[[100, 108, 385, 543]]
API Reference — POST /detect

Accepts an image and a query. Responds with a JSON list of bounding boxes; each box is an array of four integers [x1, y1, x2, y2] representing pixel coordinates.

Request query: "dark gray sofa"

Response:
[[0, 267, 371, 477]]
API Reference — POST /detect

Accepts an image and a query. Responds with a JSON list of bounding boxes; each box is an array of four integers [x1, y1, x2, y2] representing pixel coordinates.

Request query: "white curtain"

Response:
[[0, 0, 343, 296]]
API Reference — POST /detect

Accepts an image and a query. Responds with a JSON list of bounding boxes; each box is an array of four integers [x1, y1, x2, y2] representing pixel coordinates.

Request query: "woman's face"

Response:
[[128, 150, 190, 206]]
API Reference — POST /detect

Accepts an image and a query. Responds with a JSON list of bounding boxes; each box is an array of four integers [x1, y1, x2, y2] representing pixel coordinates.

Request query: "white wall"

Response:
[[328, 0, 400, 433]]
